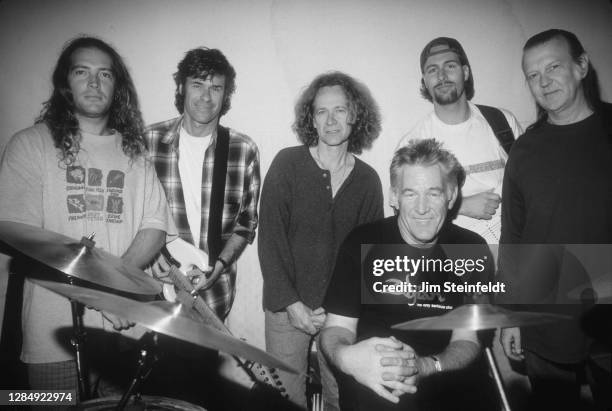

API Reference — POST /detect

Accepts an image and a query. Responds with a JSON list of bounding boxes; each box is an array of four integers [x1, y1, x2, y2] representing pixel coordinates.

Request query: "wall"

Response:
[[1, 0, 611, 350]]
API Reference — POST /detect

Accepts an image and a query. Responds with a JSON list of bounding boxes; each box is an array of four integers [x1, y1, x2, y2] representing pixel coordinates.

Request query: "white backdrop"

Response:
[[1, 0, 611, 349]]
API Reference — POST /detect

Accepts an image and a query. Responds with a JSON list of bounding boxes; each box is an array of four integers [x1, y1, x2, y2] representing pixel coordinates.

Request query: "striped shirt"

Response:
[[144, 116, 260, 318]]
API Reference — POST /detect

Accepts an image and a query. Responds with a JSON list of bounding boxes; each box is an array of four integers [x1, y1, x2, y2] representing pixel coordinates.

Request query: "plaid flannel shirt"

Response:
[[144, 116, 260, 318]]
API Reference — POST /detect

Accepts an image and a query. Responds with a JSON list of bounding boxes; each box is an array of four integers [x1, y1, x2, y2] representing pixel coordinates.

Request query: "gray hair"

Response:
[[390, 139, 465, 190]]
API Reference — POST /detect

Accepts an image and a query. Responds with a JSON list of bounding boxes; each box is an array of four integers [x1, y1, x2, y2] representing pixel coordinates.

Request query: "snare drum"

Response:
[[78, 395, 206, 410]]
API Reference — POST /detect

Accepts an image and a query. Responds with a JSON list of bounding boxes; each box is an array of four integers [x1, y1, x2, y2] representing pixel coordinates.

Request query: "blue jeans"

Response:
[[265, 310, 339, 410]]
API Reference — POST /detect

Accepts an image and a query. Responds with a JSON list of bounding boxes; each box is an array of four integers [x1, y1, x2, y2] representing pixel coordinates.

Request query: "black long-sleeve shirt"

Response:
[[259, 146, 384, 312], [499, 105, 612, 362]]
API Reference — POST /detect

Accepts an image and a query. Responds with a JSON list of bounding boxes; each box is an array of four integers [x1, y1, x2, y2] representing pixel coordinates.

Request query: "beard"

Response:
[[432, 82, 462, 105]]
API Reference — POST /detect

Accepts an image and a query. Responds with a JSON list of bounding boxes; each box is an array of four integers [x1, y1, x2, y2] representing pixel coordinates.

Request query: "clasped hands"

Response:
[[339, 336, 418, 403]]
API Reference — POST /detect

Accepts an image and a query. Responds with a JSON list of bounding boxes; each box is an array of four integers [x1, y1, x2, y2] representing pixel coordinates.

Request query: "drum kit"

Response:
[[392, 304, 572, 411], [0, 221, 296, 410], [1, 221, 608, 411]]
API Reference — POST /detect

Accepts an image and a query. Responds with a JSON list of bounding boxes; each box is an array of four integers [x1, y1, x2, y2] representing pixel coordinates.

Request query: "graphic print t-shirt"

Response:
[[0, 124, 172, 362]]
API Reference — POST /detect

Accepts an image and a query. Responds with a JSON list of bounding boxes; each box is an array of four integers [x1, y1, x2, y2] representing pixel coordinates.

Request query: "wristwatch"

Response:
[[430, 355, 442, 372]]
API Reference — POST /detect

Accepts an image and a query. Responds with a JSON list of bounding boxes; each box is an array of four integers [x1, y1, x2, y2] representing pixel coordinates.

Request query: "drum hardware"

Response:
[[0, 222, 296, 409], [484, 344, 511, 411], [393, 304, 571, 411], [69, 233, 97, 402], [0, 221, 161, 295], [31, 279, 297, 373], [32, 279, 297, 410], [160, 242, 290, 398], [69, 279, 90, 402], [79, 395, 206, 410], [116, 332, 160, 410]]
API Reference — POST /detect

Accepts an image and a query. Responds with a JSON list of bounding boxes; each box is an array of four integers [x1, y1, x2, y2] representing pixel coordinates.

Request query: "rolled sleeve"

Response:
[[140, 160, 177, 240]]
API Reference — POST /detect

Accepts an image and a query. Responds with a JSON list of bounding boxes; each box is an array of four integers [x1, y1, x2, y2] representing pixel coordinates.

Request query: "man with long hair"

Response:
[[259, 71, 384, 409], [0, 36, 174, 395], [499, 29, 611, 410], [398, 37, 523, 245]]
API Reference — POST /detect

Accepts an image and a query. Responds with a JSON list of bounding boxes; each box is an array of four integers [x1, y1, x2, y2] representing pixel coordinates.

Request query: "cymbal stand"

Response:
[[484, 346, 512, 411], [69, 235, 97, 401], [70, 290, 90, 401], [116, 332, 159, 411]]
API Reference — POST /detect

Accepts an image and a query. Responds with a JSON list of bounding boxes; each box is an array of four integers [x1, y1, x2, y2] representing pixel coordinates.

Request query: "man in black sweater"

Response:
[[499, 29, 611, 411]]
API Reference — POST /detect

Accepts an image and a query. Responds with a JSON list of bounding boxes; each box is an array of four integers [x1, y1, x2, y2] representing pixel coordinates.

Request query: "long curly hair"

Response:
[[173, 47, 236, 116], [293, 71, 381, 154], [36, 36, 146, 165], [523, 29, 603, 130]]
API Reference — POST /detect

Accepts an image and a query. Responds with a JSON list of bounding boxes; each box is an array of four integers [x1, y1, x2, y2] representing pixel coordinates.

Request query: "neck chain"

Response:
[[315, 148, 348, 174], [315, 148, 350, 193]]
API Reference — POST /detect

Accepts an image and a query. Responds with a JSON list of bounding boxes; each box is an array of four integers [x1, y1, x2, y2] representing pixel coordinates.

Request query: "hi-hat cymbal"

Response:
[[32, 279, 297, 374], [392, 304, 570, 331], [0, 221, 161, 295]]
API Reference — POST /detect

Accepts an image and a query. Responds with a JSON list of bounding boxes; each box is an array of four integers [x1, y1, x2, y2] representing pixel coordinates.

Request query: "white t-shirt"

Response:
[[178, 127, 211, 245], [397, 102, 523, 243], [0, 123, 175, 362]]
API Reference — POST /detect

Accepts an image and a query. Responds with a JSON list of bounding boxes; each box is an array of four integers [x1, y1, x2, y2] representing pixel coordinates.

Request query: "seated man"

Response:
[[321, 139, 496, 411]]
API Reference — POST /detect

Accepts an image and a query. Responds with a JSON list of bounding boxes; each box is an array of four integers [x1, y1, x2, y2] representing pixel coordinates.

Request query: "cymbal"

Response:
[[32, 279, 297, 374], [392, 304, 570, 331], [0, 221, 161, 295]]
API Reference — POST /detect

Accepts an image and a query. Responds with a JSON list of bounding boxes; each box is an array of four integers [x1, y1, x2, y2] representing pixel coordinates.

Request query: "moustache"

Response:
[[435, 81, 455, 89]]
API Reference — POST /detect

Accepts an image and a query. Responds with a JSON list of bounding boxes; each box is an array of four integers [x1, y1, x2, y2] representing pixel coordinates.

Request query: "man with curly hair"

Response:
[[0, 36, 174, 395], [259, 71, 384, 409], [145, 48, 260, 320], [397, 37, 523, 245], [143, 48, 259, 408]]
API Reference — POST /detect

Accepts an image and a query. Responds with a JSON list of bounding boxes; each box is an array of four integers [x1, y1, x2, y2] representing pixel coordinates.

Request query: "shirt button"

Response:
[[326, 185, 331, 190], [323, 173, 328, 178]]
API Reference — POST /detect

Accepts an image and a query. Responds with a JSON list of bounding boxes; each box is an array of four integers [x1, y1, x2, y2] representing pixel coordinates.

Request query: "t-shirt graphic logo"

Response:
[[85, 194, 104, 211], [88, 168, 103, 186], [107, 170, 125, 188], [67, 194, 86, 213], [67, 166, 86, 184], [107, 196, 123, 214]]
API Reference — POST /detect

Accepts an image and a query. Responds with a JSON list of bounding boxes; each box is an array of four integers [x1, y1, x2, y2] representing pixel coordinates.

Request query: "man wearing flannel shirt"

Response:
[[145, 48, 260, 320]]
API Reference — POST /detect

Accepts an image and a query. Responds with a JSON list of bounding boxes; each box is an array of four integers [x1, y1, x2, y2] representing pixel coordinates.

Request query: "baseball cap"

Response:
[[420, 37, 471, 73]]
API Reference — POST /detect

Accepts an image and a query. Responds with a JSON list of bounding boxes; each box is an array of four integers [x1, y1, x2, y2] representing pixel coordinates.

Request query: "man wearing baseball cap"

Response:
[[397, 37, 523, 246]]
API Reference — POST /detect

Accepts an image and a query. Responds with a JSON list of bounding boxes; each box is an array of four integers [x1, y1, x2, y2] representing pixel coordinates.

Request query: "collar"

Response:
[[161, 115, 220, 150]]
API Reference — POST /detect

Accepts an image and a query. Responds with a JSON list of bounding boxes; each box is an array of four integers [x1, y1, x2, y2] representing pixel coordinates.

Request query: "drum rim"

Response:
[[78, 394, 207, 410]]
